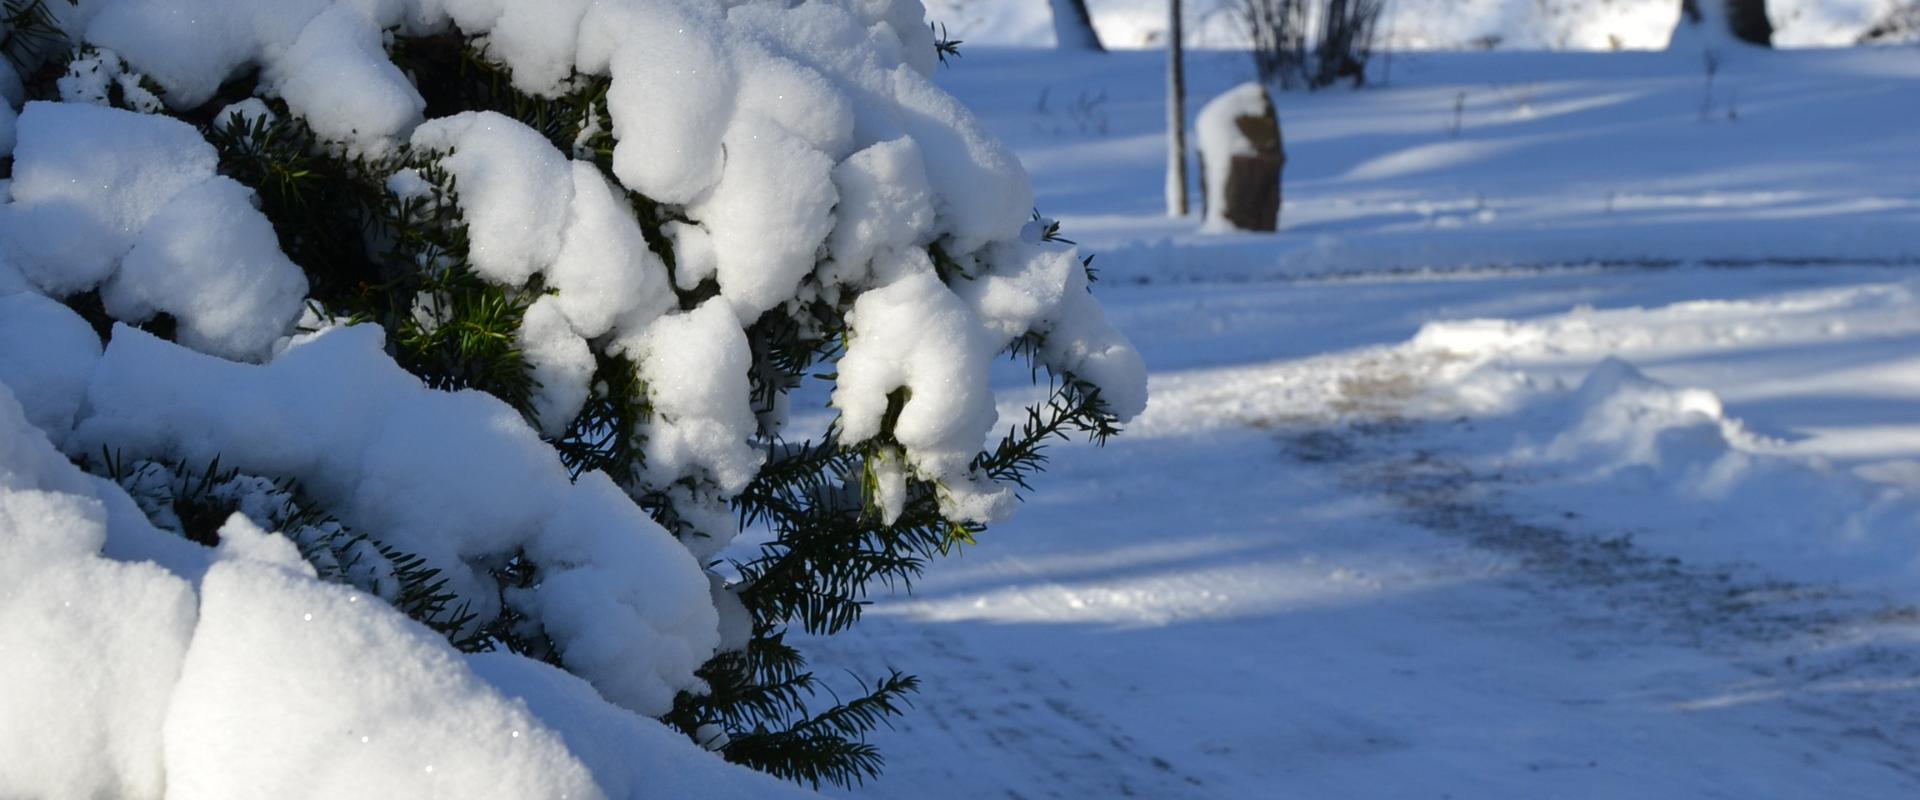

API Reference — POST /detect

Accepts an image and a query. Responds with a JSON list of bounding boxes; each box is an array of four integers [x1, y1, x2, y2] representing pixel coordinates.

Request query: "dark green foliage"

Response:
[[0, 0, 72, 177], [663, 629, 920, 789], [391, 35, 615, 162], [202, 104, 389, 298], [932, 22, 963, 67], [382, 262, 542, 411], [204, 107, 543, 416], [470, 550, 563, 662], [553, 351, 651, 485], [672, 363, 1120, 788], [0, 0, 70, 74], [717, 669, 920, 789], [1030, 209, 1100, 283], [975, 375, 1122, 488]]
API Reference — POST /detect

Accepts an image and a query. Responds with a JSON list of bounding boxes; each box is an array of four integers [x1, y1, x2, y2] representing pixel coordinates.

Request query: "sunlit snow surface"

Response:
[[931, 0, 1905, 49], [800, 47, 1920, 798]]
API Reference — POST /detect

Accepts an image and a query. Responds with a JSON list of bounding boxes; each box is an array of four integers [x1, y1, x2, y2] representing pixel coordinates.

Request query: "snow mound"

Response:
[[0, 379, 805, 797], [0, 388, 196, 800], [1535, 357, 1745, 473], [164, 543, 603, 800], [1505, 358, 1920, 588], [70, 324, 715, 717], [1, 103, 306, 361]]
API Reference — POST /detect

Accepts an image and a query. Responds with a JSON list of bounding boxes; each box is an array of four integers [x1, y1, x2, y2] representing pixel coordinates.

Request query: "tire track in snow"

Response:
[[1283, 421, 1920, 784]]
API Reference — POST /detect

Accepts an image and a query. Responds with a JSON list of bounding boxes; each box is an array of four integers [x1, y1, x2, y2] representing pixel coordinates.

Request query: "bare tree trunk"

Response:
[[1050, 0, 1107, 51], [1166, 0, 1189, 217]]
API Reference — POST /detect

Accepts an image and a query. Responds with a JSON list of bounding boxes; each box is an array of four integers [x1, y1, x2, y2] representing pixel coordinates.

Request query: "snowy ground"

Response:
[[801, 46, 1920, 797], [933, 0, 1913, 50]]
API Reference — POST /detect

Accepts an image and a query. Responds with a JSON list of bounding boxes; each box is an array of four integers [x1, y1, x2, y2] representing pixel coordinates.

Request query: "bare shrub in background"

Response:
[[1858, 0, 1920, 44], [1238, 0, 1386, 90], [1242, 0, 1309, 88]]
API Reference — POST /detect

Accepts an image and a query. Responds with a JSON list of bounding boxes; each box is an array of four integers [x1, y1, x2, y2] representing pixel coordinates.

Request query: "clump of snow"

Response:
[[597, 0, 737, 204], [164, 547, 604, 799], [3, 101, 216, 295], [213, 97, 276, 132], [618, 299, 762, 556], [468, 652, 816, 799], [834, 261, 1010, 522], [550, 162, 675, 339], [410, 112, 574, 287], [2, 102, 306, 361], [664, 221, 720, 293], [515, 295, 596, 437], [1531, 357, 1743, 470], [867, 447, 912, 525], [888, 70, 1035, 253], [0, 293, 101, 442], [0, 386, 196, 800], [687, 117, 839, 321], [72, 324, 716, 717], [103, 177, 310, 361], [825, 136, 939, 286], [961, 238, 1149, 420], [56, 47, 162, 111]]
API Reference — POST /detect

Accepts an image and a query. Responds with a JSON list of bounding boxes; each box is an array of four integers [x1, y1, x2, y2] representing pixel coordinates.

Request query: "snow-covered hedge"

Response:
[[0, 0, 1146, 795]]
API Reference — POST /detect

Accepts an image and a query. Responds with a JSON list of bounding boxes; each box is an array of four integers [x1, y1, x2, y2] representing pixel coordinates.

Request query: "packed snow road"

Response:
[[811, 265, 1920, 798]]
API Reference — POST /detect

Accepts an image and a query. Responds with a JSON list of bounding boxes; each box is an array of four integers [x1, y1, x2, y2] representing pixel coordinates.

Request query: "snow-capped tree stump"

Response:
[[1197, 83, 1285, 232]]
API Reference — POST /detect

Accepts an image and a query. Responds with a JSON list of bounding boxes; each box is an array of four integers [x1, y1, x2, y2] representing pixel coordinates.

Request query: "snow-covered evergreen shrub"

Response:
[[0, 0, 1145, 794]]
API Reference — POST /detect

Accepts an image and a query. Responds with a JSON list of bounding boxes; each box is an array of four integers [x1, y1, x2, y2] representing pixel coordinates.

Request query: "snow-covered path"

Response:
[[799, 47, 1920, 797], [815, 267, 1920, 798]]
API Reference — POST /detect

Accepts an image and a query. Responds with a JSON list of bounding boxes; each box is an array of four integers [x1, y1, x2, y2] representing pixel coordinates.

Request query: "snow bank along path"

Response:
[[0, 0, 1149, 796]]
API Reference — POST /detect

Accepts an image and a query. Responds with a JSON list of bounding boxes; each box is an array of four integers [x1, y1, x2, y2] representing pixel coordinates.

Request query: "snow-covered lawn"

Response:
[[807, 46, 1920, 797], [937, 0, 1906, 50]]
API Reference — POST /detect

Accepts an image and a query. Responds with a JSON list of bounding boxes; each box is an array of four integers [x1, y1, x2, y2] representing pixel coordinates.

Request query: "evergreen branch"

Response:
[[0, 0, 71, 74], [552, 351, 650, 484], [932, 22, 963, 67], [717, 669, 918, 789], [723, 730, 885, 791], [78, 452, 495, 651]]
